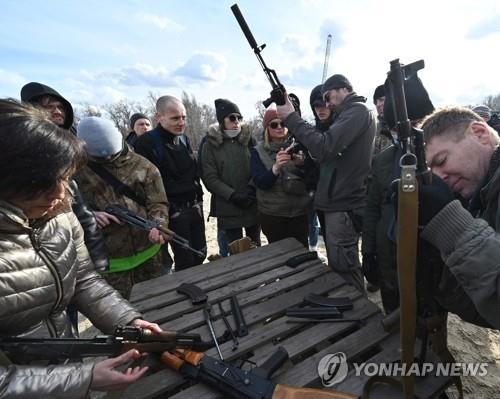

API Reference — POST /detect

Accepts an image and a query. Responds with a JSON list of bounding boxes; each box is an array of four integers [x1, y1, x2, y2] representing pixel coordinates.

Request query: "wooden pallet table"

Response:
[[124, 238, 450, 399]]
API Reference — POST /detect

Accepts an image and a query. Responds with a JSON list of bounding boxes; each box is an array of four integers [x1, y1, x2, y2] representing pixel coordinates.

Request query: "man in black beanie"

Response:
[[372, 84, 393, 157], [277, 74, 376, 293], [126, 112, 151, 149]]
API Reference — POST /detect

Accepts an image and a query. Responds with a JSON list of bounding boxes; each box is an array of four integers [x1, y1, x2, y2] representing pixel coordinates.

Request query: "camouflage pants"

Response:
[[103, 252, 163, 300]]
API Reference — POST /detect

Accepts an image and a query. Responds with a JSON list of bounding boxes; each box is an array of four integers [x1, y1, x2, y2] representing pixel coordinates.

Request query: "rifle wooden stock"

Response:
[[273, 384, 357, 399], [161, 349, 358, 399]]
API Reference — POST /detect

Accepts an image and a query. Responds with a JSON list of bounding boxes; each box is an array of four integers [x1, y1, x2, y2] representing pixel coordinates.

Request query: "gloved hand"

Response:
[[230, 191, 253, 209], [361, 253, 379, 286], [390, 174, 455, 227], [246, 185, 256, 200], [418, 174, 455, 226]]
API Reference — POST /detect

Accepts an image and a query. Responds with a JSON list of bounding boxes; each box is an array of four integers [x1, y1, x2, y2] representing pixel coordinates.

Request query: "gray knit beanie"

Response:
[[77, 117, 123, 157]]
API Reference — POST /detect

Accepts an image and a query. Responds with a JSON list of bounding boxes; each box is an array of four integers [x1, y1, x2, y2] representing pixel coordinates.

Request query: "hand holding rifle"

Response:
[[105, 204, 205, 258]]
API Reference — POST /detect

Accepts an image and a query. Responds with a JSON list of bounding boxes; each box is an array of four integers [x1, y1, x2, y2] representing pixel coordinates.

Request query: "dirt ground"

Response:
[[81, 188, 500, 398]]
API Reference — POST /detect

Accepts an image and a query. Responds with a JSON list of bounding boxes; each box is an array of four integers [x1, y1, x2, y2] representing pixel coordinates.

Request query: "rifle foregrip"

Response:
[[273, 384, 358, 399]]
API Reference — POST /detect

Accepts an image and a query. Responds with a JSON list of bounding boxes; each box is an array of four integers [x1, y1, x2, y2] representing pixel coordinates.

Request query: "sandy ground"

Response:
[[81, 187, 500, 397]]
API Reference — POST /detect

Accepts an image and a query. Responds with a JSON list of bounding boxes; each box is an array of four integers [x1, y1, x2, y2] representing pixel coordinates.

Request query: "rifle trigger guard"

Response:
[[399, 153, 417, 193]]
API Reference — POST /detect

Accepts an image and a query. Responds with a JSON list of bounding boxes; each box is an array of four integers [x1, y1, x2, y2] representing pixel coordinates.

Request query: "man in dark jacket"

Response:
[[126, 112, 151, 149], [277, 74, 376, 292], [20, 82, 109, 272], [135, 95, 206, 270]]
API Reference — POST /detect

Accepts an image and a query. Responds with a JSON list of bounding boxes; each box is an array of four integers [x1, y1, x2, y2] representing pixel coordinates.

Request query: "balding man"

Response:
[[135, 96, 206, 270]]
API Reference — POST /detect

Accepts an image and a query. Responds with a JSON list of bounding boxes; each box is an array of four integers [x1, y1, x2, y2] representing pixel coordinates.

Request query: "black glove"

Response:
[[390, 174, 455, 227], [246, 185, 256, 200], [230, 191, 253, 209], [418, 174, 455, 226], [361, 253, 379, 286]]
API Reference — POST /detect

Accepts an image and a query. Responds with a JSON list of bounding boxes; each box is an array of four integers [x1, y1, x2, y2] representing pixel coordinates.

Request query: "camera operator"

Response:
[[276, 74, 376, 292]]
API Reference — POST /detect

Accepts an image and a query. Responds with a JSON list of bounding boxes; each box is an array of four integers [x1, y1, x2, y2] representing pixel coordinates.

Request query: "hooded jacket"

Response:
[[0, 200, 141, 398], [200, 124, 257, 229], [20, 82, 109, 271], [20, 82, 74, 130], [285, 92, 376, 212]]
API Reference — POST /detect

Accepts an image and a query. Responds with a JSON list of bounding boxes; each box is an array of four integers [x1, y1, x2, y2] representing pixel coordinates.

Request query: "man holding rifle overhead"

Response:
[[277, 75, 376, 293], [230, 4, 375, 292]]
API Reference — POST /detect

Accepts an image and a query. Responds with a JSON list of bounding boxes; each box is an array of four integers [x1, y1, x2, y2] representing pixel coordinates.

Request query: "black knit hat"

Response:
[[373, 85, 385, 104], [214, 98, 241, 124], [20, 82, 74, 130], [310, 84, 325, 108], [130, 112, 149, 129], [383, 75, 434, 129], [322, 74, 352, 93]]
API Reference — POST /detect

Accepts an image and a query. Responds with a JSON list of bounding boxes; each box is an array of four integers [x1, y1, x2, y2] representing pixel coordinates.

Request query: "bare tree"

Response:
[[103, 99, 154, 137], [181, 91, 216, 150], [483, 94, 500, 112]]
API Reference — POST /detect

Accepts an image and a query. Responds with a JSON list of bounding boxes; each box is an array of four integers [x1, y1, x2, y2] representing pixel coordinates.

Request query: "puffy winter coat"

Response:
[[0, 199, 142, 398]]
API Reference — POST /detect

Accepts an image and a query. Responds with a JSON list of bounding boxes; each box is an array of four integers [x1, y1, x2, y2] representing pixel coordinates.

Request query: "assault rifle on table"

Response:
[[231, 3, 286, 107], [0, 326, 211, 362], [105, 203, 205, 258], [162, 347, 358, 399]]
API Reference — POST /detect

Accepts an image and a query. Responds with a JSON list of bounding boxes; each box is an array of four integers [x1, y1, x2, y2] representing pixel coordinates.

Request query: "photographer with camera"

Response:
[[250, 104, 312, 247], [277, 74, 376, 292]]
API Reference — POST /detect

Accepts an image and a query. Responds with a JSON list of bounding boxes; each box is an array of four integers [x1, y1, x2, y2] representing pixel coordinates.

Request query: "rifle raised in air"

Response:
[[105, 203, 205, 258], [231, 3, 286, 106]]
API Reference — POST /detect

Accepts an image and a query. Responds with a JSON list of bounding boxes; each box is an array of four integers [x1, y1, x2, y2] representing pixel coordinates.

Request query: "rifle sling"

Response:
[[397, 162, 419, 398], [87, 162, 146, 207]]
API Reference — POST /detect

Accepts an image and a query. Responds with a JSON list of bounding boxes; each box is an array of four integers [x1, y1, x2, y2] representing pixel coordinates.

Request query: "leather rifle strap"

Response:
[[397, 157, 419, 398]]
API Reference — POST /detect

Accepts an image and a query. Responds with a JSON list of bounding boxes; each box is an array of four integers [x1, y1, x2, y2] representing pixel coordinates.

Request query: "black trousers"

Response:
[[169, 205, 207, 271], [259, 213, 309, 248], [225, 224, 262, 247]]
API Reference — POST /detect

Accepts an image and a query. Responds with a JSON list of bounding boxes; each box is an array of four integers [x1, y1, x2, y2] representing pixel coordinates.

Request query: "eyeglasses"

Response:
[[228, 114, 243, 122], [269, 121, 284, 129]]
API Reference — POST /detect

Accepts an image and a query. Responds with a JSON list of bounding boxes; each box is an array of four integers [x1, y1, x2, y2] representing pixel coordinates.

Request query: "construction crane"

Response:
[[322, 34, 332, 83]]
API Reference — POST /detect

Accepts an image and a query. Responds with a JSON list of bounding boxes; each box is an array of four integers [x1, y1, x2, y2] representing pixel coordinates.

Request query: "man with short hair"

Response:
[[126, 112, 152, 148], [277, 74, 376, 292], [135, 95, 206, 270], [420, 106, 500, 329]]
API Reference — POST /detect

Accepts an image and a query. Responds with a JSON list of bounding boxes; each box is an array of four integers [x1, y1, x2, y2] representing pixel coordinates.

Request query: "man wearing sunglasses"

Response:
[[277, 74, 376, 293]]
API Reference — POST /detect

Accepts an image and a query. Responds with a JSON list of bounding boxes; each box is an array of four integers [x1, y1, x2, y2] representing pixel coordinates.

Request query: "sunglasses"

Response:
[[228, 114, 243, 122], [269, 121, 284, 129]]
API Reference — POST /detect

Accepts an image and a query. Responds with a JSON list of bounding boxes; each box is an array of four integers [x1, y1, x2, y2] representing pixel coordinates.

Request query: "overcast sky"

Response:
[[1, 0, 500, 120]]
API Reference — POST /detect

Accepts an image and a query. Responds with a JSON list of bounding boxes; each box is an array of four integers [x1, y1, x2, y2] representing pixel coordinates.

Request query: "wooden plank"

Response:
[[135, 246, 314, 317], [167, 295, 383, 399], [145, 259, 331, 328], [130, 238, 305, 304]]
